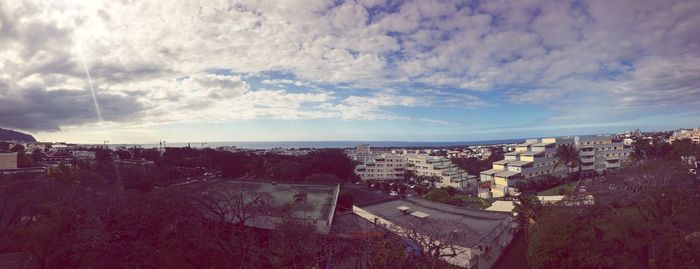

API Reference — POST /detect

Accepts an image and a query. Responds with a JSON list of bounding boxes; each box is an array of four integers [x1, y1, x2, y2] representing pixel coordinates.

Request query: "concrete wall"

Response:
[[0, 153, 18, 170]]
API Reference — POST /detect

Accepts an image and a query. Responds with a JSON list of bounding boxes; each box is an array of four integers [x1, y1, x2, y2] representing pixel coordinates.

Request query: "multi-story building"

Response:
[[670, 128, 700, 144], [480, 136, 632, 198], [480, 138, 573, 197], [347, 144, 375, 164], [354, 154, 405, 182], [404, 154, 475, 190], [576, 135, 632, 175]]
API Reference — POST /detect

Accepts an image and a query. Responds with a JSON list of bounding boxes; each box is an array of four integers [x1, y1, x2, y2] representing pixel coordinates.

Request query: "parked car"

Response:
[[389, 191, 398, 196]]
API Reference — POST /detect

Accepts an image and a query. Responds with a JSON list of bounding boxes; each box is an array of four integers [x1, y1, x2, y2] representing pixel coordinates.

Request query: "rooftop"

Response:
[[358, 197, 511, 247], [520, 150, 545, 156], [190, 180, 340, 233], [480, 168, 501, 175], [485, 201, 515, 215], [495, 170, 521, 178], [492, 159, 510, 165], [531, 142, 555, 147], [515, 141, 537, 147], [508, 160, 533, 167]]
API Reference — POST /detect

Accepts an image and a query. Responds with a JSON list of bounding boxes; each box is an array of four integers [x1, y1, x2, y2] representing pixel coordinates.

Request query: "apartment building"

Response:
[[480, 137, 573, 197], [670, 128, 700, 144], [354, 154, 405, 182], [480, 136, 631, 198], [576, 135, 632, 175], [347, 144, 375, 164], [404, 154, 475, 190]]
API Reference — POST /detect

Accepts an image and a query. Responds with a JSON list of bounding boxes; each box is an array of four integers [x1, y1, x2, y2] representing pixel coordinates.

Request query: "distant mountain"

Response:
[[0, 128, 36, 142]]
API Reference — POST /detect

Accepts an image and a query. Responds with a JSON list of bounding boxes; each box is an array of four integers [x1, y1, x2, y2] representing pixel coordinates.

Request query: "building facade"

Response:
[[480, 136, 631, 198], [670, 128, 700, 144], [404, 154, 475, 190], [576, 135, 632, 175], [354, 154, 405, 182]]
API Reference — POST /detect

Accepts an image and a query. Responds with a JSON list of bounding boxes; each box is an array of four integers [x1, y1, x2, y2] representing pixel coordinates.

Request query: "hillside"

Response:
[[0, 128, 36, 142]]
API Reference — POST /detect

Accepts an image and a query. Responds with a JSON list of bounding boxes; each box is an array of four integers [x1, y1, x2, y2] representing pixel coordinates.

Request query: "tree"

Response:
[[303, 173, 342, 184], [528, 160, 700, 269], [404, 169, 416, 182], [422, 189, 463, 206], [513, 195, 542, 235], [48, 164, 80, 184], [142, 149, 161, 163], [553, 144, 582, 179]]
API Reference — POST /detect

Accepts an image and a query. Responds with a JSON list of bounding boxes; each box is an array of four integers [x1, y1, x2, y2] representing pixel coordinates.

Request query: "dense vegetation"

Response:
[[518, 138, 700, 269], [0, 147, 461, 268], [451, 147, 504, 176]]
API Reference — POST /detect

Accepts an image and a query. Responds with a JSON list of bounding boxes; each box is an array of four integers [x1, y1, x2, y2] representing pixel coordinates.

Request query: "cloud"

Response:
[[0, 86, 145, 131], [1, 0, 699, 134]]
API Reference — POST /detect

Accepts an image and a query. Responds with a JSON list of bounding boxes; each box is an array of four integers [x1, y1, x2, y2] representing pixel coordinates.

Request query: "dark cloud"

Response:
[[0, 86, 146, 131]]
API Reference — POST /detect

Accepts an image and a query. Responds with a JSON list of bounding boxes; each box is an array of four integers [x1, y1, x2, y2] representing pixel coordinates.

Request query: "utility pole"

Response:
[[201, 142, 208, 148], [103, 140, 109, 150]]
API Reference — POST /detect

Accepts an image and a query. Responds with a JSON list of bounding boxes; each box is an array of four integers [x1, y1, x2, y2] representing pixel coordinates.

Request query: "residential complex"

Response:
[[351, 145, 477, 190], [576, 135, 631, 175], [670, 128, 700, 144], [480, 135, 632, 198], [354, 153, 405, 182], [404, 154, 476, 190]]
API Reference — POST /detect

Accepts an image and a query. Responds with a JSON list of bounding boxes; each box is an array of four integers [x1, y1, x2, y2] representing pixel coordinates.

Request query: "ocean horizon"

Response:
[[110, 139, 526, 150]]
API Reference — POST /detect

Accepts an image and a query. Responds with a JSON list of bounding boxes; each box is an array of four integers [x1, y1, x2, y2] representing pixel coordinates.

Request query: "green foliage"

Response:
[[423, 189, 464, 206], [553, 144, 582, 178], [513, 195, 542, 234], [536, 182, 577, 196], [527, 161, 700, 269]]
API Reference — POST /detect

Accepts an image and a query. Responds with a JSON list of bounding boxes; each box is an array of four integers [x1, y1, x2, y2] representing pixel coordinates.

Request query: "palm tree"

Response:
[[513, 195, 542, 235], [553, 144, 582, 180]]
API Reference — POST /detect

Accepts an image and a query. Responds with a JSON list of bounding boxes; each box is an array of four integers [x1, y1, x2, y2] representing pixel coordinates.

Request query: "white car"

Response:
[[389, 191, 399, 196]]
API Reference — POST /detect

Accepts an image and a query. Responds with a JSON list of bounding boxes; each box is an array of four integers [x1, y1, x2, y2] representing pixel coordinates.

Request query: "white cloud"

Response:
[[1, 0, 699, 133]]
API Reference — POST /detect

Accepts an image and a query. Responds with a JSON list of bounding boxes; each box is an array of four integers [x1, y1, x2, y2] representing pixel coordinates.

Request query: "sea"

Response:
[[114, 139, 525, 150]]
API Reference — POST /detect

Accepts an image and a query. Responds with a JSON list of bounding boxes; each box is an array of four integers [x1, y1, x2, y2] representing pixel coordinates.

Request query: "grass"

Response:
[[537, 181, 578, 196]]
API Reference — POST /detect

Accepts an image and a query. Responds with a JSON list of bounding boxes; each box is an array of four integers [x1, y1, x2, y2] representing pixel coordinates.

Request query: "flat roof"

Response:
[[508, 160, 533, 166], [520, 150, 545, 156], [358, 198, 511, 247], [191, 180, 340, 233], [504, 151, 520, 156], [515, 141, 537, 147], [492, 159, 510, 165], [531, 142, 555, 147], [480, 168, 501, 175], [486, 201, 515, 214], [495, 170, 521, 178]]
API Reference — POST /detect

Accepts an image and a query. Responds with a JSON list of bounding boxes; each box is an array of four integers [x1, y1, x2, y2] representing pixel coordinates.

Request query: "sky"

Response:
[[1, 0, 699, 143]]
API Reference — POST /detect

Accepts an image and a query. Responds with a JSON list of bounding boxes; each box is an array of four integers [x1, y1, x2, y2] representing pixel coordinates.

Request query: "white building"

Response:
[[354, 154, 405, 182], [670, 128, 700, 144], [480, 136, 631, 198], [576, 135, 632, 175], [404, 154, 475, 190]]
